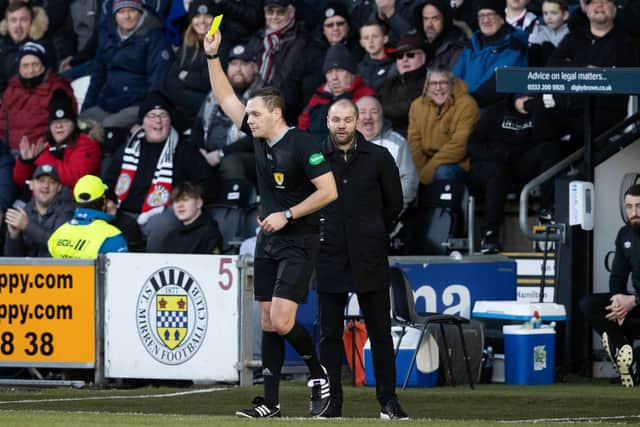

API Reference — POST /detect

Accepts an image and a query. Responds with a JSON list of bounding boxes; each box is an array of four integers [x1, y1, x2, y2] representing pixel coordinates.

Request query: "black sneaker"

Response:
[[235, 396, 281, 418], [380, 398, 409, 420], [308, 365, 331, 417], [480, 229, 500, 254], [317, 397, 342, 418], [538, 208, 556, 225]]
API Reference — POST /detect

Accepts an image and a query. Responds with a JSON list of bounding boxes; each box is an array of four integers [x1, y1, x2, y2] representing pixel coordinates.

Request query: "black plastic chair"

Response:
[[389, 266, 475, 389]]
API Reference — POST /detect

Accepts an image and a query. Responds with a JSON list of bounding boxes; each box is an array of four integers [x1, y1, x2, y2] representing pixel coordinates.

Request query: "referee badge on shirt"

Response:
[[273, 171, 285, 188]]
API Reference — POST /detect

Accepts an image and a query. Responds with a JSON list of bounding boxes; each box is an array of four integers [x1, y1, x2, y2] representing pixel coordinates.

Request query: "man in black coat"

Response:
[[316, 99, 407, 419], [580, 184, 640, 388]]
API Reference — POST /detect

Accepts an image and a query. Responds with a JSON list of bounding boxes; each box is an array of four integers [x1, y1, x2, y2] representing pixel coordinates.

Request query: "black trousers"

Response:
[[318, 289, 397, 406], [579, 293, 640, 351], [468, 141, 562, 232]]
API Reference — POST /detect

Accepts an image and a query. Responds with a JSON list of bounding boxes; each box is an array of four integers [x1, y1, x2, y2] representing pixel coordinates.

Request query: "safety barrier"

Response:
[[0, 253, 518, 387], [0, 254, 258, 387]]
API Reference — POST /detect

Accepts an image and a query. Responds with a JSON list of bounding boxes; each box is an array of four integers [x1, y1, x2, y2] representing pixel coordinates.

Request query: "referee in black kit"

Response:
[[204, 31, 337, 418], [316, 99, 408, 419]]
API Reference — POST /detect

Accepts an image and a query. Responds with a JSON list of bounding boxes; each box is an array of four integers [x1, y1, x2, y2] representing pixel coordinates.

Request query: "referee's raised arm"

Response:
[[203, 31, 246, 129]]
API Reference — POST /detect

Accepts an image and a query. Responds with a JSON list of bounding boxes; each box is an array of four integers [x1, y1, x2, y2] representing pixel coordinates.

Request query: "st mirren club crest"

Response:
[[136, 266, 208, 365], [156, 295, 187, 350], [115, 173, 131, 196], [146, 184, 170, 207]]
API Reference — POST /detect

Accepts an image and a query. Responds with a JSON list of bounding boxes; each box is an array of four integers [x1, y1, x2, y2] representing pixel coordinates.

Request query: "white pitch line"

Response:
[[498, 414, 640, 423], [0, 386, 230, 405]]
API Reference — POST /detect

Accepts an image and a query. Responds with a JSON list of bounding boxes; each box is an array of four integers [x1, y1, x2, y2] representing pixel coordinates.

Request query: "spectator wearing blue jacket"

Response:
[[81, 0, 173, 131], [453, 0, 528, 109]]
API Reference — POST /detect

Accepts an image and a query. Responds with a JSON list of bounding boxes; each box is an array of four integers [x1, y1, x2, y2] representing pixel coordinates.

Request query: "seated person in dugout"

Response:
[[580, 184, 640, 388]]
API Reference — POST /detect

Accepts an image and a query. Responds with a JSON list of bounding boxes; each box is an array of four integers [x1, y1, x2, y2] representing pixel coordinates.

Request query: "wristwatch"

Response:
[[284, 209, 293, 222], [205, 53, 219, 60]]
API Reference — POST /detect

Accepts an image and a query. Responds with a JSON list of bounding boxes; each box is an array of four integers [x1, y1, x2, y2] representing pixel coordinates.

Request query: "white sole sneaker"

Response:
[[616, 344, 635, 388]]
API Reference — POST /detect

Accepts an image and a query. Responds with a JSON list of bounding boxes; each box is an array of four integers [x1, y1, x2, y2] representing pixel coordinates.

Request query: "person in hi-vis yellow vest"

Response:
[[48, 175, 128, 258]]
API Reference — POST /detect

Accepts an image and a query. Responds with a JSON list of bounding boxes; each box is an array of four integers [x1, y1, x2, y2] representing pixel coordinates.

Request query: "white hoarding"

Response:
[[104, 253, 239, 381]]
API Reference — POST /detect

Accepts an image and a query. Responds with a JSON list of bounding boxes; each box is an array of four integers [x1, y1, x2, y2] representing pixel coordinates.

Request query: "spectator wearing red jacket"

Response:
[[0, 42, 76, 153], [13, 88, 100, 191], [297, 44, 375, 139]]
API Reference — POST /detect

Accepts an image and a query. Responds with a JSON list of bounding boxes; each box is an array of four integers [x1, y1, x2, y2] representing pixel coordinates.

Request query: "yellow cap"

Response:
[[74, 174, 108, 203]]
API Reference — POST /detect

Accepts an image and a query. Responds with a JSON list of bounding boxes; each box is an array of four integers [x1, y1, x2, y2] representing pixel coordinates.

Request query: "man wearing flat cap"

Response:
[[5, 164, 74, 257], [297, 44, 375, 138], [378, 33, 428, 136], [453, 0, 528, 108], [245, 0, 307, 91], [48, 174, 127, 258], [103, 91, 212, 250]]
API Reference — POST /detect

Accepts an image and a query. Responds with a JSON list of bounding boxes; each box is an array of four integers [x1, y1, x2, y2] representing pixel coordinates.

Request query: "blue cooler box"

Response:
[[503, 324, 555, 385], [363, 327, 438, 387]]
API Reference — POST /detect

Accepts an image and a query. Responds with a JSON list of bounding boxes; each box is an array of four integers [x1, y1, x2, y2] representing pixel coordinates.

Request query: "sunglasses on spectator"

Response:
[[324, 20, 347, 29], [396, 51, 420, 60]]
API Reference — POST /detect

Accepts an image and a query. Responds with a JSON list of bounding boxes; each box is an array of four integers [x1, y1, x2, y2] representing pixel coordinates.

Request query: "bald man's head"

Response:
[[327, 99, 358, 148], [356, 96, 383, 141]]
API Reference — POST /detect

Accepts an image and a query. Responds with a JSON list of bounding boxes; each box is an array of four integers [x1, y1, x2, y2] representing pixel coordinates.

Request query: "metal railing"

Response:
[[518, 112, 640, 243]]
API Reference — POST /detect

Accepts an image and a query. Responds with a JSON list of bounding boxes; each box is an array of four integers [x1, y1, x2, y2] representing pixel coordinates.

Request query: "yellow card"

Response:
[[208, 14, 223, 37]]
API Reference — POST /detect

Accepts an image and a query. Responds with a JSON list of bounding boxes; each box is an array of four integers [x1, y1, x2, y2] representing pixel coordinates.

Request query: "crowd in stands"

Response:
[[0, 0, 639, 257]]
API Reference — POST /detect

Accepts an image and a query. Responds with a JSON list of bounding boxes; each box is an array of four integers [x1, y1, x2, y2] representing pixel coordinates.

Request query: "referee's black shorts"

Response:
[[254, 228, 320, 304]]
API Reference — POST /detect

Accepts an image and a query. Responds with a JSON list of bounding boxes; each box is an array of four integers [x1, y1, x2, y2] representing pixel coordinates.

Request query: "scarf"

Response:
[[115, 127, 179, 213], [259, 17, 296, 83]]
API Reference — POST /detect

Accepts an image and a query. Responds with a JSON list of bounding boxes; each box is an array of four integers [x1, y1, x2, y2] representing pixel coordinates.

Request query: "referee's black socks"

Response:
[[262, 331, 284, 406], [283, 321, 325, 379]]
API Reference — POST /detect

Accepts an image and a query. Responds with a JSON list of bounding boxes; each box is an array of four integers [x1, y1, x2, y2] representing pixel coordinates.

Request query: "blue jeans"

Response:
[[433, 164, 466, 182]]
